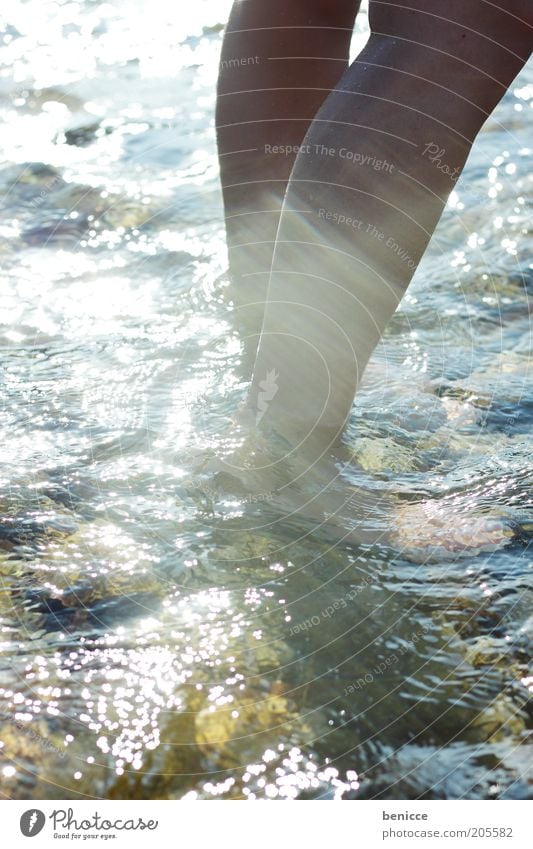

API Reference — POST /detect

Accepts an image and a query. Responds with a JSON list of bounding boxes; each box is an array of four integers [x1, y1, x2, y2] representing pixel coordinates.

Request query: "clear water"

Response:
[[0, 0, 531, 800]]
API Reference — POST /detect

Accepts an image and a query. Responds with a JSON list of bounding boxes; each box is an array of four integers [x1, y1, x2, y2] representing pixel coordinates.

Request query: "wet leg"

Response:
[[245, 0, 532, 452], [216, 0, 361, 359]]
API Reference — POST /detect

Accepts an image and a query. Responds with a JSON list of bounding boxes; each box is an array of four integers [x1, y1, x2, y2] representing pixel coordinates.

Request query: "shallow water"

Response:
[[0, 1, 532, 800]]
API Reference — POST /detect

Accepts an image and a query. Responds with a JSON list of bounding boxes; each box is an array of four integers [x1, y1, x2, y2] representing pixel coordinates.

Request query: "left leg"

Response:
[[216, 0, 361, 342]]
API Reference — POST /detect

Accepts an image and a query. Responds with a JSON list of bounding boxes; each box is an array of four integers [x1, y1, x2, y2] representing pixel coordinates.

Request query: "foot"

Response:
[[190, 408, 389, 544], [191, 410, 517, 561]]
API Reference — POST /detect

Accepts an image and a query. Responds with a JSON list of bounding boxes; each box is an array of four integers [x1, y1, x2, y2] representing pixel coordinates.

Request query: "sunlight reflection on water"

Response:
[[0, 0, 531, 801]]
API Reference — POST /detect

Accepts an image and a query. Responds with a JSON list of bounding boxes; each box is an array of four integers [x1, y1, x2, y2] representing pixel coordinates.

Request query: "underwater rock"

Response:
[[440, 396, 480, 427], [473, 693, 527, 743], [195, 686, 311, 770], [25, 588, 161, 634], [507, 269, 533, 295], [434, 352, 531, 409], [350, 437, 418, 473], [464, 635, 516, 668], [22, 219, 88, 245], [0, 717, 63, 798], [23, 518, 166, 598], [62, 122, 105, 147], [392, 500, 515, 562], [0, 161, 64, 188], [0, 488, 78, 552], [213, 532, 279, 566], [17, 175, 159, 245], [15, 86, 86, 115]]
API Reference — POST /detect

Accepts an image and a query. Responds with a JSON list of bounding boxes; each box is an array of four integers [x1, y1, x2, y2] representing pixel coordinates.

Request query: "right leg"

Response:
[[245, 0, 532, 450]]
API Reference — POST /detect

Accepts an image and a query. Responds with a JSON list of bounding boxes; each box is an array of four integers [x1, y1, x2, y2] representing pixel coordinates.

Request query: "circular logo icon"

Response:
[[20, 810, 46, 837]]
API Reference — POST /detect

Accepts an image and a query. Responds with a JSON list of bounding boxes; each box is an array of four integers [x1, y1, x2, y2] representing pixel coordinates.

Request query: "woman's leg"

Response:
[[245, 0, 532, 452], [216, 0, 361, 338]]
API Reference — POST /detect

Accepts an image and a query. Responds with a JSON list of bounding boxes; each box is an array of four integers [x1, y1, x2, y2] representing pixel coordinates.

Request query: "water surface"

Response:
[[0, 0, 531, 800]]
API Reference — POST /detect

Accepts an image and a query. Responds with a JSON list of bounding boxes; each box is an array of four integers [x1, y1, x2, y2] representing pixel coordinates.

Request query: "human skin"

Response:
[[216, 0, 361, 364], [213, 1, 531, 553], [217, 0, 531, 453]]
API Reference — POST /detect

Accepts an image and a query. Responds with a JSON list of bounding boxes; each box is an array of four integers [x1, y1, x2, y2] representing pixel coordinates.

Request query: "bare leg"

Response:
[[216, 0, 360, 353], [210, 1, 531, 556], [245, 0, 532, 453]]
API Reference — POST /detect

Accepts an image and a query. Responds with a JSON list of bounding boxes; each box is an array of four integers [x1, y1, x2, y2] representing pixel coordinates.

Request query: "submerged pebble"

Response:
[[0, 0, 531, 801]]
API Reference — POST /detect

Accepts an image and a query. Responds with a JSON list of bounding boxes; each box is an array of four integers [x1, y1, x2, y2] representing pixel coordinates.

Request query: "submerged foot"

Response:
[[191, 411, 518, 560], [191, 410, 389, 545]]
